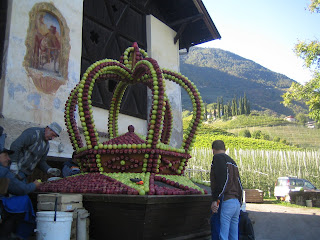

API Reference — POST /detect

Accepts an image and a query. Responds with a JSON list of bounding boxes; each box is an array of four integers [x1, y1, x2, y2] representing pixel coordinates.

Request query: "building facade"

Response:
[[0, 0, 220, 160]]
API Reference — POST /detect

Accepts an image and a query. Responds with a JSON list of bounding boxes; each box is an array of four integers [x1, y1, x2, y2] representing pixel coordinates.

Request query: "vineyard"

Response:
[[192, 134, 298, 151], [183, 114, 320, 197], [210, 114, 290, 129], [228, 125, 320, 149], [187, 148, 320, 197]]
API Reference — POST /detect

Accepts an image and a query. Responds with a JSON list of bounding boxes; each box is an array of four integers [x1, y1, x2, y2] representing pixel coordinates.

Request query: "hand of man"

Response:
[[33, 180, 42, 189], [9, 162, 19, 175], [47, 168, 61, 176], [211, 201, 219, 213]]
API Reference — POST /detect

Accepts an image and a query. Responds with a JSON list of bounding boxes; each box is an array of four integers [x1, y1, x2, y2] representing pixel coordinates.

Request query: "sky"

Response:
[[199, 0, 320, 84]]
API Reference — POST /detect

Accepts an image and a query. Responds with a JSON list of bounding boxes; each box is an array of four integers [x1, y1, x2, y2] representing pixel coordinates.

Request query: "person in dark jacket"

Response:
[[9, 122, 62, 181], [0, 149, 41, 196], [210, 140, 243, 240], [0, 147, 42, 240], [62, 157, 80, 177]]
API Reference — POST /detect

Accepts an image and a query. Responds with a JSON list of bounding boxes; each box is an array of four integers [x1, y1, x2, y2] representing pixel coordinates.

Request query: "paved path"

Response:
[[246, 203, 320, 240]]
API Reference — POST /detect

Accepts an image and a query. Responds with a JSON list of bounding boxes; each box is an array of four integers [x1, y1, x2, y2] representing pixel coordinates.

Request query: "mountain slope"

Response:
[[179, 47, 298, 115]]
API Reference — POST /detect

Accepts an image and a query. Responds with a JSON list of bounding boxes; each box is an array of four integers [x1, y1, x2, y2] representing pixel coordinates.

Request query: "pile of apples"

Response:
[[38, 173, 139, 195], [37, 172, 206, 196]]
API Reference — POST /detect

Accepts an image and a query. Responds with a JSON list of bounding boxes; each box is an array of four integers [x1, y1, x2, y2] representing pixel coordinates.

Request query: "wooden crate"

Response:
[[37, 193, 83, 211], [244, 189, 264, 203]]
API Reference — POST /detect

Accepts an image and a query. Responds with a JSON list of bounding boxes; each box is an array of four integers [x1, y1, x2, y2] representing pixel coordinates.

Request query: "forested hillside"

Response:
[[180, 47, 303, 115]]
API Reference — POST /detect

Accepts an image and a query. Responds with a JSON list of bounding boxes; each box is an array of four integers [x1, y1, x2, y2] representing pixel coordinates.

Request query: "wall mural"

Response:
[[24, 2, 70, 94], [33, 12, 61, 73]]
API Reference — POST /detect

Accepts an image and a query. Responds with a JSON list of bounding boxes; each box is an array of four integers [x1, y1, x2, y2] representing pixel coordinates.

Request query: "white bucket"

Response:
[[36, 211, 73, 240]]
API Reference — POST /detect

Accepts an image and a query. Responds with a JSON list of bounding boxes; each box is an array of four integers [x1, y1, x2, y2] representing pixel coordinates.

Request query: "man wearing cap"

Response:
[[0, 147, 41, 195], [9, 122, 62, 181], [0, 147, 42, 239]]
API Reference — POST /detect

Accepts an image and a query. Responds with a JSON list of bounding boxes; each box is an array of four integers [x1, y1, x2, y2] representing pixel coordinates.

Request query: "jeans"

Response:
[[219, 198, 240, 240]]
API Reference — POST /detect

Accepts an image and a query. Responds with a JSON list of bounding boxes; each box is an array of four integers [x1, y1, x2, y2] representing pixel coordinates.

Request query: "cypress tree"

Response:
[[232, 97, 237, 116], [213, 103, 217, 118], [220, 97, 224, 116], [238, 97, 243, 115], [217, 97, 221, 118], [224, 105, 229, 118], [204, 102, 208, 121], [241, 97, 245, 115], [244, 93, 248, 115], [228, 101, 232, 117]]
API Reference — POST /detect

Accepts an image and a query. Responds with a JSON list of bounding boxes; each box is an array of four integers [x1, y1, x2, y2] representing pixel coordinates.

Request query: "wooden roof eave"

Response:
[[193, 0, 221, 40], [167, 0, 221, 50]]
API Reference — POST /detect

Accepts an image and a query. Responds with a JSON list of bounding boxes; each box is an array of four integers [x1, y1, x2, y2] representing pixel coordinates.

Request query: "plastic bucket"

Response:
[[36, 211, 73, 240]]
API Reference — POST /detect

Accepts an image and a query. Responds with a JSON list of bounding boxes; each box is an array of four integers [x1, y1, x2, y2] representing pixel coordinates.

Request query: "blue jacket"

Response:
[[0, 163, 36, 196], [10, 127, 50, 176], [62, 159, 80, 177]]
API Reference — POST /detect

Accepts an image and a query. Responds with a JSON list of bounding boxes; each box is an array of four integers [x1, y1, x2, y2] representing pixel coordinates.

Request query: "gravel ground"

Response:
[[246, 203, 320, 240]]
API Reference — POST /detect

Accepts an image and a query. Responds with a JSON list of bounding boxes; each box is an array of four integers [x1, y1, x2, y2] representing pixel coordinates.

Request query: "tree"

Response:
[[204, 102, 208, 121], [231, 97, 237, 116], [282, 0, 320, 122], [238, 96, 244, 115], [247, 100, 251, 115], [227, 101, 232, 117], [252, 130, 262, 139], [213, 103, 217, 118], [273, 136, 280, 142], [244, 93, 250, 115], [239, 129, 251, 138], [220, 97, 224, 116], [261, 133, 270, 141], [224, 104, 230, 118], [295, 113, 308, 125], [217, 97, 221, 118]]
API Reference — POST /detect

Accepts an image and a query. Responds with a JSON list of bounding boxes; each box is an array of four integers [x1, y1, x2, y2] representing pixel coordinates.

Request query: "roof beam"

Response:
[[169, 13, 203, 28], [193, 0, 221, 39], [174, 22, 187, 44], [171, 13, 204, 44]]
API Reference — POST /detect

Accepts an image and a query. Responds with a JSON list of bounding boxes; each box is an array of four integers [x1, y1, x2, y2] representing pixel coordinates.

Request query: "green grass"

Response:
[[192, 134, 298, 150], [228, 125, 320, 150], [184, 116, 299, 151], [209, 115, 290, 129]]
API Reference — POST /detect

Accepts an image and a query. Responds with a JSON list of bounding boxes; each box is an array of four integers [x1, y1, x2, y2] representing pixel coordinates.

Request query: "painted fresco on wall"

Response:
[[24, 3, 70, 94], [33, 12, 61, 74]]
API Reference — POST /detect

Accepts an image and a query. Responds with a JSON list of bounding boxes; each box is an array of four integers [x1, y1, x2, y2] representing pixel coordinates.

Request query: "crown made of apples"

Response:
[[64, 43, 204, 175]]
